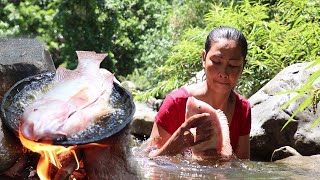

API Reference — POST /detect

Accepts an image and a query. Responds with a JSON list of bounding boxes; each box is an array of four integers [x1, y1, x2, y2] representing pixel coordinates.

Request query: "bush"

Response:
[[142, 0, 320, 99]]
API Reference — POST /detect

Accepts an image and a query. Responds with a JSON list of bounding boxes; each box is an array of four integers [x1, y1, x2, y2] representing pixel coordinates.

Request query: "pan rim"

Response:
[[0, 72, 135, 145]]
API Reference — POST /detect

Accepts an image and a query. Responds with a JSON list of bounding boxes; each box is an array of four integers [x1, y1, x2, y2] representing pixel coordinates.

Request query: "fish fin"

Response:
[[216, 109, 232, 157], [76, 51, 107, 61], [55, 66, 73, 81]]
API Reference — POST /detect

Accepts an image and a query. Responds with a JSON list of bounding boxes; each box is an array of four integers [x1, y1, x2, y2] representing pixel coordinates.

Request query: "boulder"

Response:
[[130, 102, 157, 140], [271, 146, 301, 162], [0, 123, 23, 173], [187, 69, 205, 85], [249, 62, 320, 161], [121, 81, 137, 93], [0, 38, 55, 172], [83, 126, 137, 179], [0, 38, 55, 97], [146, 96, 163, 111], [274, 154, 320, 173]]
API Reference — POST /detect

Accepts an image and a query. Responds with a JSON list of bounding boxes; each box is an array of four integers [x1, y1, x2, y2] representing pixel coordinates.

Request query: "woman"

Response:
[[147, 26, 251, 159]]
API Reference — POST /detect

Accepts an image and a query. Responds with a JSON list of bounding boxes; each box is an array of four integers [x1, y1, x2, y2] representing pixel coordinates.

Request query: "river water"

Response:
[[130, 142, 319, 180], [3, 73, 319, 179]]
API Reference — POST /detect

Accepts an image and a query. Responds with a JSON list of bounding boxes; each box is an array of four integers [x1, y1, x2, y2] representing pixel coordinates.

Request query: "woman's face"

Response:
[[202, 38, 244, 94]]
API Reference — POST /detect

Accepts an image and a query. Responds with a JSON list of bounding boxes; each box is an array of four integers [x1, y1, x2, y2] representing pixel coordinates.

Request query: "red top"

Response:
[[155, 87, 251, 152]]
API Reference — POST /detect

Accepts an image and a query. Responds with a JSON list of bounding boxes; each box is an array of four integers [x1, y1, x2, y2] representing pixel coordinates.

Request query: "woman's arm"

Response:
[[234, 134, 250, 159], [148, 113, 211, 157], [148, 123, 172, 148]]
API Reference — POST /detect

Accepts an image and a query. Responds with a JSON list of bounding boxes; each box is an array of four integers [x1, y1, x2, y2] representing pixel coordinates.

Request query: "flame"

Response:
[[19, 131, 79, 180], [18, 129, 109, 180]]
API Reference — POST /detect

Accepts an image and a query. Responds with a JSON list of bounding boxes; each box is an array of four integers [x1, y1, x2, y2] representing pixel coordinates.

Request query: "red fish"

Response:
[[20, 51, 115, 141], [185, 96, 232, 160]]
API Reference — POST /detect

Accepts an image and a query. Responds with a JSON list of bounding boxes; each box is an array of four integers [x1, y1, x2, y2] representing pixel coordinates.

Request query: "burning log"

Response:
[[0, 151, 40, 179], [18, 131, 82, 180], [0, 127, 135, 180], [0, 147, 84, 180], [1, 125, 135, 179], [1, 49, 136, 179], [1, 152, 29, 178], [52, 150, 83, 180]]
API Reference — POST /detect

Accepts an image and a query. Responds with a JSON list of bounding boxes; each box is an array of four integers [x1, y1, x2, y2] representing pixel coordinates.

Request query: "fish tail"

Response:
[[216, 109, 233, 157], [76, 51, 107, 62]]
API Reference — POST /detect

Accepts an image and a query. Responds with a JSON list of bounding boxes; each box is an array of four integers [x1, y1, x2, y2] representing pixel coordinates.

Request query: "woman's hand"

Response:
[[149, 113, 212, 157]]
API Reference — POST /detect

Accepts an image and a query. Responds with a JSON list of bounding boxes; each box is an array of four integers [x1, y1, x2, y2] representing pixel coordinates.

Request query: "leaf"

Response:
[[279, 93, 302, 111], [312, 75, 320, 86], [311, 116, 320, 128], [298, 94, 314, 111], [281, 109, 299, 131]]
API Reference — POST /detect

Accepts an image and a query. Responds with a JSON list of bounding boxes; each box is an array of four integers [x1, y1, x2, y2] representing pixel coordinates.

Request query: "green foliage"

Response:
[[129, 0, 172, 92], [169, 0, 216, 38], [143, 0, 320, 100], [134, 0, 216, 100], [1, 0, 319, 126], [51, 0, 173, 76], [0, 0, 172, 77], [0, 0, 58, 37], [121, 68, 151, 91], [136, 27, 207, 99]]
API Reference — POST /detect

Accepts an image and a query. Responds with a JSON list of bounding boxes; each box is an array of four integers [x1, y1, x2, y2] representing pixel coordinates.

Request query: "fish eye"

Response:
[[33, 109, 38, 112], [198, 106, 201, 109]]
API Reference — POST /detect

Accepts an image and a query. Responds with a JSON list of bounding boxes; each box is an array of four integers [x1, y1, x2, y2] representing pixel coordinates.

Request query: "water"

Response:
[[3, 73, 319, 179], [130, 141, 320, 180]]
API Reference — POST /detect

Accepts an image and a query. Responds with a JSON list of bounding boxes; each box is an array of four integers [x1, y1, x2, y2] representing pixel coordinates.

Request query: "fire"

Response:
[[19, 131, 79, 180]]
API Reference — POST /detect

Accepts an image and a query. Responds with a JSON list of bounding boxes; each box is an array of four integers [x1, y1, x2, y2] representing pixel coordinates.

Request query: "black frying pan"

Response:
[[0, 72, 135, 145]]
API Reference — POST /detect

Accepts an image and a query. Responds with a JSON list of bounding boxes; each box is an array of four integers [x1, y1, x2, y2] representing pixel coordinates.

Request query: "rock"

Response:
[[0, 38, 55, 97], [121, 80, 137, 93], [1, 153, 29, 178], [187, 69, 205, 85], [271, 146, 301, 162], [249, 62, 320, 161], [83, 126, 137, 179], [274, 154, 320, 172], [0, 38, 55, 172], [146, 97, 163, 111], [130, 102, 157, 140], [0, 124, 23, 173]]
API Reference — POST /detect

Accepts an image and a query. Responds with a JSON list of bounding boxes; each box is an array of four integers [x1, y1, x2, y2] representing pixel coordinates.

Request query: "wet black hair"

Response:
[[204, 26, 248, 66]]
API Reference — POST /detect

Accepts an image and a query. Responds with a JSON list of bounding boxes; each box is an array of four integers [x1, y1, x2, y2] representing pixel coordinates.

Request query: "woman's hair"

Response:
[[204, 26, 248, 66]]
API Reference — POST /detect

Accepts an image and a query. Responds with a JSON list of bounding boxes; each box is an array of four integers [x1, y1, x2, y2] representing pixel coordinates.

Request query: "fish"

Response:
[[20, 51, 115, 141], [185, 96, 232, 160]]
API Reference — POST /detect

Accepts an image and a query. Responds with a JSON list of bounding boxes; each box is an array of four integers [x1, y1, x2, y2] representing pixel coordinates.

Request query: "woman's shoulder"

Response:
[[234, 91, 251, 109], [182, 82, 205, 97], [166, 87, 189, 101]]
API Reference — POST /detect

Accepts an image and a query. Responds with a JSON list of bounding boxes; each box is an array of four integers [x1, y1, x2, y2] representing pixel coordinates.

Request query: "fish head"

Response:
[[20, 100, 70, 141], [185, 96, 206, 119]]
